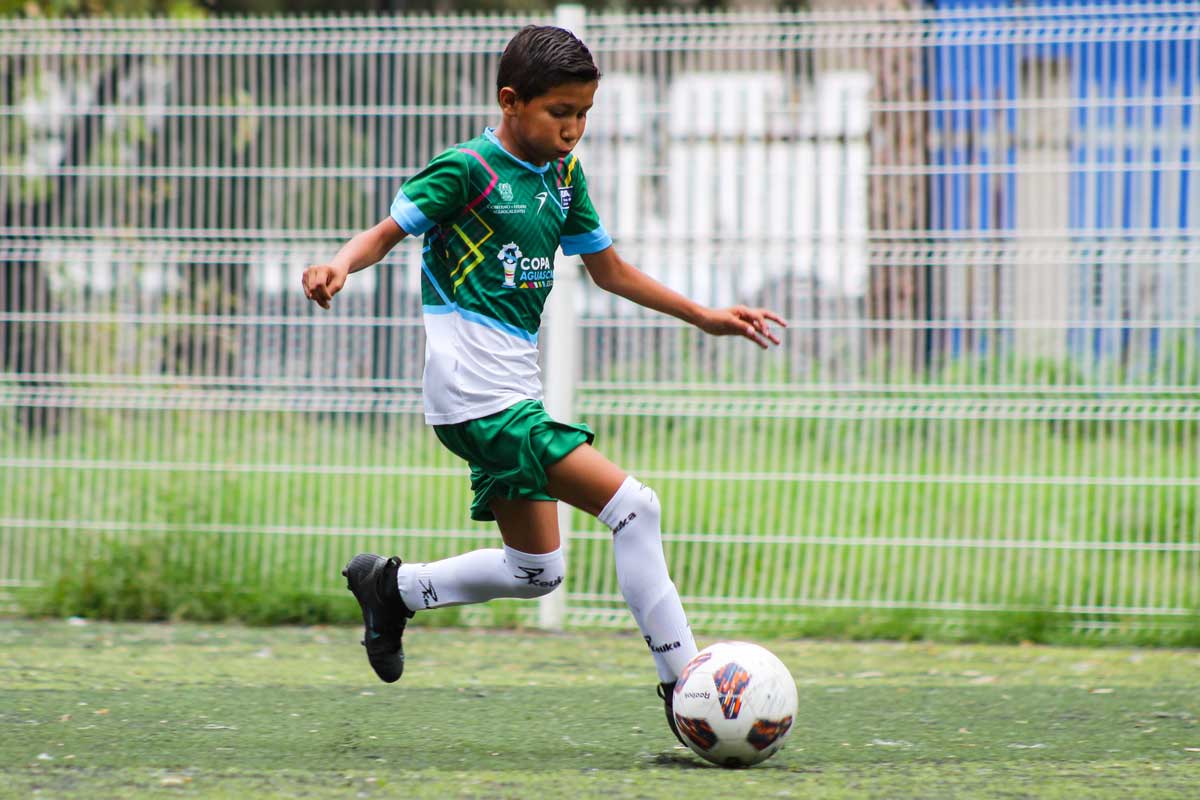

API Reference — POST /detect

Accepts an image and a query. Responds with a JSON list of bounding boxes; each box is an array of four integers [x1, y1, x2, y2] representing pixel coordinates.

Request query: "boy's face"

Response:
[[499, 80, 598, 165]]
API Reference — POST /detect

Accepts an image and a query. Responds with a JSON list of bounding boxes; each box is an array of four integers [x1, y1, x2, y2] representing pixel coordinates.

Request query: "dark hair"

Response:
[[497, 25, 601, 101]]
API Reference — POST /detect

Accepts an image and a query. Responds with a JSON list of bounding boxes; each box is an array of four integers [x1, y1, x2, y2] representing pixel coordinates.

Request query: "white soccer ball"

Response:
[[671, 641, 798, 768]]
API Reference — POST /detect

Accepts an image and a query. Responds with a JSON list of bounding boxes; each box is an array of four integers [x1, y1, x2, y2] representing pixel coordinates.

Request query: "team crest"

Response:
[[498, 182, 514, 202], [558, 185, 573, 213], [497, 242, 522, 288]]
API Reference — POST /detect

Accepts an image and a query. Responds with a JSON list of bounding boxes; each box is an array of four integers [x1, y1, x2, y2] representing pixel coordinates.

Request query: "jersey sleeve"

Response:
[[389, 148, 470, 236], [558, 157, 613, 256]]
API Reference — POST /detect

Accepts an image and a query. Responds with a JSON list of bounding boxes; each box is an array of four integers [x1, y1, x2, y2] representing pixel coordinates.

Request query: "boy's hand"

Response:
[[302, 264, 349, 310], [698, 306, 787, 349]]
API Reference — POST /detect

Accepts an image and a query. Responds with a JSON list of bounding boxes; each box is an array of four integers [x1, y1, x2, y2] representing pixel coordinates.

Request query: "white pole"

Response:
[[538, 3, 588, 632]]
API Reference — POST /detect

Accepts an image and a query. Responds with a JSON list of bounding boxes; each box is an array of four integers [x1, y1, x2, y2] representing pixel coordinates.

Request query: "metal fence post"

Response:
[[537, 4, 588, 632]]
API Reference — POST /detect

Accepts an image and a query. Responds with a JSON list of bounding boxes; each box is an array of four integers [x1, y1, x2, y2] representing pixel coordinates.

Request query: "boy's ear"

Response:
[[498, 86, 521, 115]]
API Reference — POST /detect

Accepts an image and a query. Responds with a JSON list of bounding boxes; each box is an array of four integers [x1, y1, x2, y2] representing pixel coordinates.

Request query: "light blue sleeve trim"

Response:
[[419, 259, 453, 306], [390, 189, 434, 236], [560, 225, 612, 256]]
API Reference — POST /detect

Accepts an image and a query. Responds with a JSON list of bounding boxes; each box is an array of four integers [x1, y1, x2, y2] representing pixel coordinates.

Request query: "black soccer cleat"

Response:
[[342, 553, 414, 683], [658, 680, 686, 745]]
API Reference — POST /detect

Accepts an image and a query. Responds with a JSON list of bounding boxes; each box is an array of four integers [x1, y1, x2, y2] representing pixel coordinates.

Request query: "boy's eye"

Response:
[[550, 109, 568, 118]]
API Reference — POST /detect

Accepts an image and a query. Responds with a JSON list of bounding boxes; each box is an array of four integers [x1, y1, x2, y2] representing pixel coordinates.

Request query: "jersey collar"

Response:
[[483, 127, 551, 174]]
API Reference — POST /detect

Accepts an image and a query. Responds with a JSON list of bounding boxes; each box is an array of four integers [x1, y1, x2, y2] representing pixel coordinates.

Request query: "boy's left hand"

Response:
[[699, 306, 787, 349]]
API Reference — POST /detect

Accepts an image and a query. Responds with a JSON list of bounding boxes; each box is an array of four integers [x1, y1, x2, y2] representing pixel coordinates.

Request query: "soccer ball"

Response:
[[671, 641, 797, 768]]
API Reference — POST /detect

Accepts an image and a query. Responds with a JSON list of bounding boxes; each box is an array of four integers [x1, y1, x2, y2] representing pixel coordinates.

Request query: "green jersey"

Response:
[[390, 128, 611, 425]]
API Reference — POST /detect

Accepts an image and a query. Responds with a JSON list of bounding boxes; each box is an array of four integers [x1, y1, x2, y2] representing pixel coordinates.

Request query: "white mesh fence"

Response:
[[0, 4, 1197, 632]]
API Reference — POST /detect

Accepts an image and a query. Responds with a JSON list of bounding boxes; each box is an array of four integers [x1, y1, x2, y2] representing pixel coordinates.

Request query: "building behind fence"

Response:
[[1, 3, 1197, 633]]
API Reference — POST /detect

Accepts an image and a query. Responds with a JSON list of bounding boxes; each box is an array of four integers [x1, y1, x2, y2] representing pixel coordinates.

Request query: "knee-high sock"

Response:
[[598, 476, 698, 682], [395, 545, 564, 610]]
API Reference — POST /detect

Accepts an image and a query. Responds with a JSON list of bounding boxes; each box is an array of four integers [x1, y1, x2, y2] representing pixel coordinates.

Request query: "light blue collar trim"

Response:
[[483, 127, 551, 174]]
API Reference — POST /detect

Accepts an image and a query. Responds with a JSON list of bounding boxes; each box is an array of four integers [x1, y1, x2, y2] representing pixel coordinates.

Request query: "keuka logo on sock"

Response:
[[513, 566, 563, 590], [644, 635, 682, 654], [612, 512, 637, 535]]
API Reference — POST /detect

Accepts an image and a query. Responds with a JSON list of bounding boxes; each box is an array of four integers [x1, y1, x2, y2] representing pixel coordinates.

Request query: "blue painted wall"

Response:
[[925, 1, 1197, 370]]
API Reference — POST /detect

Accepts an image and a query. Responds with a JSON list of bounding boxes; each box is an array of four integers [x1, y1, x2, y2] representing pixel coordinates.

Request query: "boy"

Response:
[[301, 25, 784, 744]]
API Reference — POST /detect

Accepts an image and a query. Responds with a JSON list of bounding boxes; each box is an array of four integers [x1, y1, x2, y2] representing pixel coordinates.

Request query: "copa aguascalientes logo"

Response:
[[497, 242, 522, 288], [496, 242, 553, 289]]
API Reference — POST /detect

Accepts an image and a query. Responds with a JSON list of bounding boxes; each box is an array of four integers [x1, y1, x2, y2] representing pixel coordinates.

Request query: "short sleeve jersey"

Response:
[[390, 127, 611, 425]]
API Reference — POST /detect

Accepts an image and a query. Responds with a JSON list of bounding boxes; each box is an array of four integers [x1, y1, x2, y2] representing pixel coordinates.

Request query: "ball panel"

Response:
[[674, 714, 719, 751], [711, 661, 752, 719], [746, 715, 793, 751], [673, 650, 712, 696]]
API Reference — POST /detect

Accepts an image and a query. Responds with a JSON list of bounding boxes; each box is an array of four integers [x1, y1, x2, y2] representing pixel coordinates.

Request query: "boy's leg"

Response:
[[346, 531, 567, 684], [545, 444, 699, 682], [393, 499, 563, 611], [488, 496, 560, 554], [346, 403, 573, 683]]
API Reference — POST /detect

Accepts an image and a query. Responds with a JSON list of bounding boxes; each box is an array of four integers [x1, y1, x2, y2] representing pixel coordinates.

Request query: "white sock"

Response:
[[598, 476, 698, 682], [395, 545, 565, 610]]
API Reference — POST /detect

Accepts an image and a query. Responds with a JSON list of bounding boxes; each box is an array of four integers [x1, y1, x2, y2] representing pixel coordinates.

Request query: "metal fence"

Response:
[[1, 3, 1197, 633]]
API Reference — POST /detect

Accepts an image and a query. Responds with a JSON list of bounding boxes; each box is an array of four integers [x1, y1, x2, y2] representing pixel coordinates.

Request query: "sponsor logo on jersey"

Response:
[[534, 191, 549, 213], [558, 185, 573, 213], [497, 241, 554, 289], [488, 184, 526, 215]]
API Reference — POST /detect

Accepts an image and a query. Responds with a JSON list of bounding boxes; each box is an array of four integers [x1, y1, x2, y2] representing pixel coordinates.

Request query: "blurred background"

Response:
[[0, 0, 815, 17], [1, 1, 1197, 642]]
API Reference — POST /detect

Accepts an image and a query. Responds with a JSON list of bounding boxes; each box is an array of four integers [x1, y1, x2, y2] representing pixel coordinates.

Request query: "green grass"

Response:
[[1, 621, 1199, 799], [2, 407, 1197, 638], [15, 532, 1200, 647]]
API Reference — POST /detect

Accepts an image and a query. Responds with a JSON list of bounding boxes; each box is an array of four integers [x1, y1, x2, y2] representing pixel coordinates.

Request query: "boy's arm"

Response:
[[302, 217, 408, 309], [580, 246, 786, 349]]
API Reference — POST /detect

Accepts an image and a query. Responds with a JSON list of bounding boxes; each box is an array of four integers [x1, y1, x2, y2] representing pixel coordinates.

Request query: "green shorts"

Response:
[[433, 400, 594, 522]]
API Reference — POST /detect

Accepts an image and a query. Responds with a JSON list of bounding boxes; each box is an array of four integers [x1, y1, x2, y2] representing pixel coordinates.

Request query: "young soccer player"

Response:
[[301, 25, 784, 743]]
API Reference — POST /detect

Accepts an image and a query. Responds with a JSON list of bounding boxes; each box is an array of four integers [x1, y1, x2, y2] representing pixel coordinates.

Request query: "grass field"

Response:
[[3, 408, 1198, 639], [1, 620, 1198, 799]]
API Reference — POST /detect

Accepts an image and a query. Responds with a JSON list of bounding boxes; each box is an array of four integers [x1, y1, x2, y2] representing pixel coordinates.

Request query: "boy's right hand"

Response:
[[302, 264, 349, 310]]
